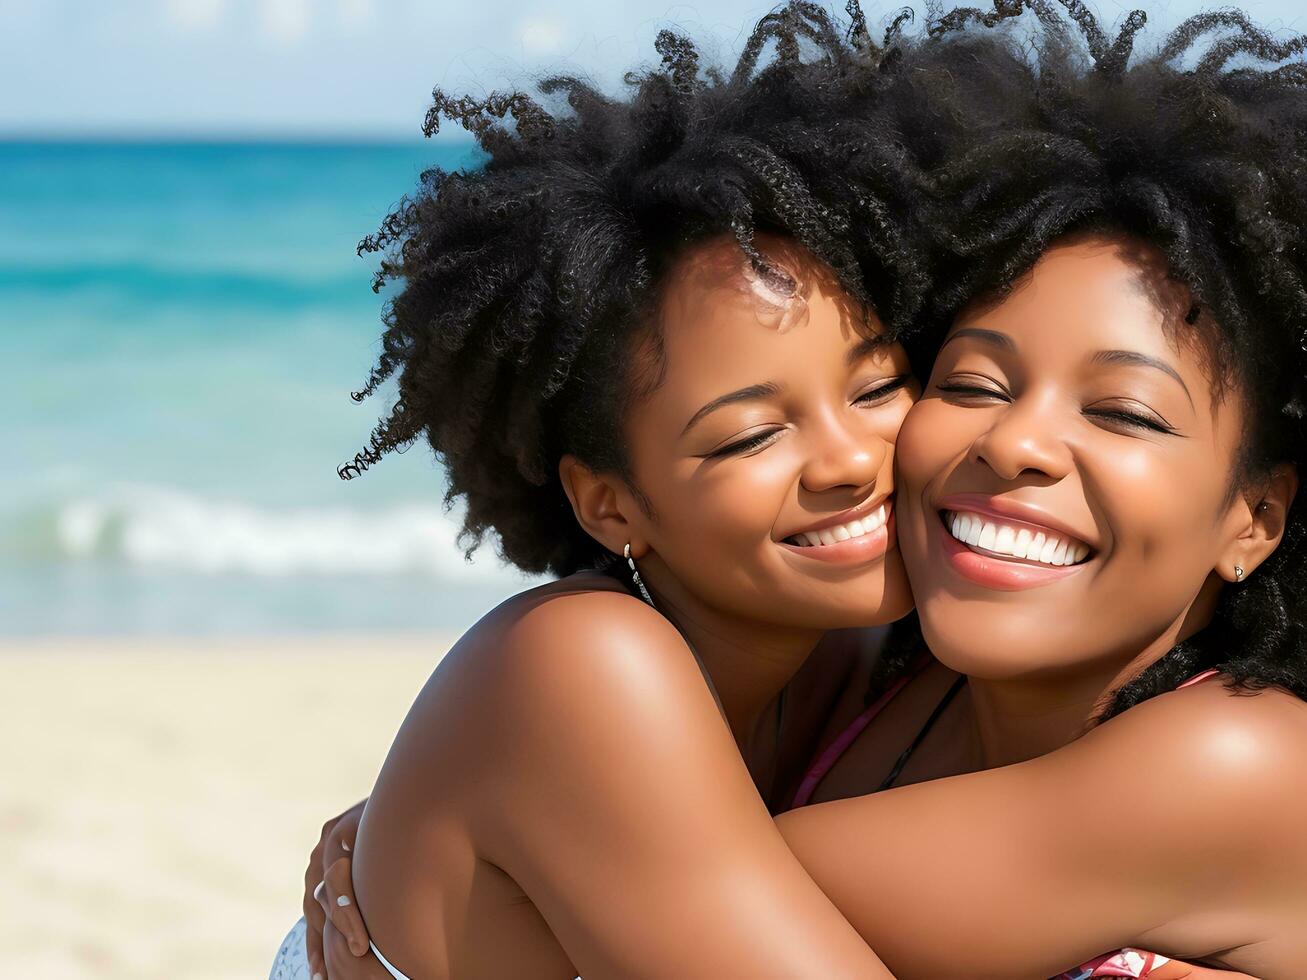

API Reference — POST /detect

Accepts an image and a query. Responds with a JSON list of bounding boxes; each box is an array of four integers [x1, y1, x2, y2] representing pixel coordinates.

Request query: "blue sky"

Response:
[[4, 0, 1306, 137]]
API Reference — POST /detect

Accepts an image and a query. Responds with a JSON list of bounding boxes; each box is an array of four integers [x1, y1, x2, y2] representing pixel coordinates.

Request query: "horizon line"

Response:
[[0, 129, 478, 146]]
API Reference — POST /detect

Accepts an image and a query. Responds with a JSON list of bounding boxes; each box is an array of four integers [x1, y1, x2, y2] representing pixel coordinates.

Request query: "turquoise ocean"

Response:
[[3, 140, 543, 636]]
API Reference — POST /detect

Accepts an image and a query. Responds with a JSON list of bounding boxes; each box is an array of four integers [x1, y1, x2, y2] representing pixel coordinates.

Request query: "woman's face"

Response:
[[622, 235, 917, 630], [896, 237, 1250, 678]]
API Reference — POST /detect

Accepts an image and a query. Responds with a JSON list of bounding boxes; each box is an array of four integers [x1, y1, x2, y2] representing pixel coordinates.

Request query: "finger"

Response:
[[326, 820, 356, 862], [304, 873, 327, 977], [303, 817, 337, 932], [322, 802, 365, 879], [306, 876, 327, 928], [324, 918, 393, 980], [305, 907, 326, 980], [323, 855, 371, 958]]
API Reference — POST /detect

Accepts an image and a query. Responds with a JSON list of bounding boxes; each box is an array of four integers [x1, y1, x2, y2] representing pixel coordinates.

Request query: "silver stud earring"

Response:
[[1235, 565, 1246, 582], [624, 543, 655, 607]]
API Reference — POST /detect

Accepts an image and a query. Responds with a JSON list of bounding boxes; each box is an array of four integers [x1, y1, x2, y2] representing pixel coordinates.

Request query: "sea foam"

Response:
[[52, 484, 528, 582]]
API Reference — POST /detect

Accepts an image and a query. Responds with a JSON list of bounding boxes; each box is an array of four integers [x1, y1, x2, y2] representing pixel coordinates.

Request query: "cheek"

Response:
[[895, 400, 972, 500], [655, 452, 797, 548], [1094, 444, 1228, 573]]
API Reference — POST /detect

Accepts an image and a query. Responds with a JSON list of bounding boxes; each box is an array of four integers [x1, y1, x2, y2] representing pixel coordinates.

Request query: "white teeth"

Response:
[[787, 502, 891, 547], [1030, 532, 1046, 560], [994, 526, 1016, 554], [965, 519, 982, 547], [943, 510, 1090, 568]]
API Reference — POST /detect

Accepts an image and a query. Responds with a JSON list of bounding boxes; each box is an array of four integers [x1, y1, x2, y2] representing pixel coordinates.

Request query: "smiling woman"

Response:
[[285, 4, 943, 976], [898, 236, 1277, 673], [777, 228, 1307, 977], [769, 4, 1307, 974]]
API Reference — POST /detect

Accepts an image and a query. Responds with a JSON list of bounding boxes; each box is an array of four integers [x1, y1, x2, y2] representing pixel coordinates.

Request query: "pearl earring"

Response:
[[1235, 565, 1246, 582], [624, 543, 655, 606]]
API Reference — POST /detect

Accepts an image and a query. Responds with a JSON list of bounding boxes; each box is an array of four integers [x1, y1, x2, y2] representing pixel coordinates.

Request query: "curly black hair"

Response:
[[339, 2, 989, 576], [872, 1, 1307, 719]]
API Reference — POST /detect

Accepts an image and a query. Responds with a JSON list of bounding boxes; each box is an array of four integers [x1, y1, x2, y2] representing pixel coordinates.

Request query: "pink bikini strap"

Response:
[[1176, 667, 1220, 689], [792, 667, 1221, 811], [790, 658, 932, 809]]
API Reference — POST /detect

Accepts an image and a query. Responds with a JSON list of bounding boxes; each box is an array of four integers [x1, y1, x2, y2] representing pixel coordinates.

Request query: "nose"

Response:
[[969, 392, 1073, 483], [799, 413, 886, 495]]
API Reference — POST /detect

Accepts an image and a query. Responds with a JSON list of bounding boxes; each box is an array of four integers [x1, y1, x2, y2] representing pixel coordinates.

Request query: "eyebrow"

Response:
[[943, 327, 1195, 408], [1091, 349, 1194, 407], [679, 338, 890, 438], [940, 327, 1016, 352], [681, 381, 783, 436]]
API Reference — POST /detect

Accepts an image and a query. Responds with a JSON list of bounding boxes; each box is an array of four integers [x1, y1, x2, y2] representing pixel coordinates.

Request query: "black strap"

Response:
[[876, 675, 967, 792]]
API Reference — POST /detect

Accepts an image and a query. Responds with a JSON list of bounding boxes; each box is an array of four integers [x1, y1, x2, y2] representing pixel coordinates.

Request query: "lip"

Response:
[[933, 493, 1094, 592], [777, 504, 896, 567], [780, 492, 893, 541], [938, 518, 1083, 590], [934, 493, 1097, 552]]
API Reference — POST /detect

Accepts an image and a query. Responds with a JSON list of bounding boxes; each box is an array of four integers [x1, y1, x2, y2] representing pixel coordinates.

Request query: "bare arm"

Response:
[[357, 588, 890, 979], [778, 679, 1307, 978]]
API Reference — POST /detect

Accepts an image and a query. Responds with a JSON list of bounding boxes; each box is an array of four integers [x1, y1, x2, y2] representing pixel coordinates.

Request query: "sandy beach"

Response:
[[0, 634, 450, 980]]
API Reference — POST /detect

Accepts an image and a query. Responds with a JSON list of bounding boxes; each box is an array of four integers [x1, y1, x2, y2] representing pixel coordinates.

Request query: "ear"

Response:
[[558, 454, 651, 560], [1219, 464, 1298, 583]]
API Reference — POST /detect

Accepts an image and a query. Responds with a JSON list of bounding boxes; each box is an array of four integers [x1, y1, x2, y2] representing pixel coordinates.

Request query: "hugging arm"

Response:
[[465, 594, 890, 978], [305, 632, 1254, 980], [353, 590, 891, 979], [777, 681, 1307, 978]]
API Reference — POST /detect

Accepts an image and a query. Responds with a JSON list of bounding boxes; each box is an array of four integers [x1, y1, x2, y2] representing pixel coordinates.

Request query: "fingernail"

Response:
[[336, 894, 351, 907], [313, 880, 325, 901], [313, 974, 323, 980], [341, 840, 351, 852]]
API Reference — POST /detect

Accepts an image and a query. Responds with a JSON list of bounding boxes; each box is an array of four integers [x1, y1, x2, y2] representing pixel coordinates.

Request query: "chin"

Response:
[[915, 599, 1074, 679], [822, 584, 915, 629]]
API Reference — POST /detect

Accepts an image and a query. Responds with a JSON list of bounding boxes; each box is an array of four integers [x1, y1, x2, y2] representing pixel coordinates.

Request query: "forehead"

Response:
[[655, 234, 879, 360], [954, 239, 1209, 379]]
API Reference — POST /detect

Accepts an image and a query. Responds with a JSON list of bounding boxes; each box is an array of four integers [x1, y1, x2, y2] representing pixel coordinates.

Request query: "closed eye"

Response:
[[1084, 408, 1176, 435], [935, 381, 1010, 402], [855, 374, 912, 406], [702, 428, 785, 459]]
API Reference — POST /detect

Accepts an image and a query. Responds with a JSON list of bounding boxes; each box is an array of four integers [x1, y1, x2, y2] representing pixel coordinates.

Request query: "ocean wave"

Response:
[[0, 261, 368, 311], [44, 484, 532, 582]]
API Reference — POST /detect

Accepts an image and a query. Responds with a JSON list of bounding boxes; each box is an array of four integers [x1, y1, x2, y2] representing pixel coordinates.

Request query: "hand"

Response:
[[303, 799, 372, 978], [323, 918, 396, 980]]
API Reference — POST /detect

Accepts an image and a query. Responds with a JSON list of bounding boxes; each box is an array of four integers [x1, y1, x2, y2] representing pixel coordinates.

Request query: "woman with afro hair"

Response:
[[281, 2, 1306, 978]]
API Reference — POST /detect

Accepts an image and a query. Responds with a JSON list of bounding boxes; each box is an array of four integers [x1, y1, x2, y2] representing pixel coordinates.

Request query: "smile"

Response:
[[932, 496, 1096, 591], [778, 497, 895, 566], [785, 501, 891, 548], [941, 510, 1090, 567]]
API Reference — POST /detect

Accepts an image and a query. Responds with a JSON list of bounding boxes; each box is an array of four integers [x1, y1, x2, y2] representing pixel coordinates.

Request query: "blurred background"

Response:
[[2, 1, 1303, 976]]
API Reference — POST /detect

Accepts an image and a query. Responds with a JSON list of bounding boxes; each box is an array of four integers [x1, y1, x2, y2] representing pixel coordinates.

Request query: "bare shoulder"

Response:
[[459, 572, 699, 697], [1067, 677, 1307, 864], [1084, 677, 1307, 784], [427, 573, 722, 762]]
